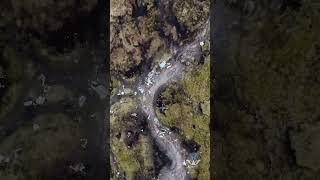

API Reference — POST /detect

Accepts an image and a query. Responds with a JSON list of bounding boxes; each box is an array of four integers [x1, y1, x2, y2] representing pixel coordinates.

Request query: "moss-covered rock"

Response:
[[110, 98, 155, 179], [173, 0, 209, 33], [183, 56, 210, 103]]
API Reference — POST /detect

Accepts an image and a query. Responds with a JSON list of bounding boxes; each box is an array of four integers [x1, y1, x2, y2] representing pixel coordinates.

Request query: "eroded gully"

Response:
[[111, 19, 209, 180]]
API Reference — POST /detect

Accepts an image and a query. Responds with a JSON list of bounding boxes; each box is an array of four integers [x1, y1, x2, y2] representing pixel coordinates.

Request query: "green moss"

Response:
[[183, 58, 210, 103], [157, 55, 210, 179], [110, 76, 119, 96], [110, 98, 137, 125], [173, 0, 209, 33], [110, 97, 154, 179], [111, 134, 154, 179], [111, 139, 140, 179], [152, 51, 172, 68]]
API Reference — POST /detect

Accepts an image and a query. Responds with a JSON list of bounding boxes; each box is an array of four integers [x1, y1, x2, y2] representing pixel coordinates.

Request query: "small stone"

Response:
[[200, 41, 204, 46], [80, 138, 88, 149], [24, 100, 33, 106], [91, 85, 108, 99], [200, 101, 210, 116], [36, 96, 46, 105], [127, 131, 132, 137], [90, 81, 98, 86], [38, 74, 46, 86], [78, 96, 86, 107], [159, 61, 166, 69], [138, 87, 144, 93], [33, 123, 40, 131], [3, 156, 10, 163], [123, 88, 133, 95], [0, 154, 10, 163], [69, 163, 85, 173]]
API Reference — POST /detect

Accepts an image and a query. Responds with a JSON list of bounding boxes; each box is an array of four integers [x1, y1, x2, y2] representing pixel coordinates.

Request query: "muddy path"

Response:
[[111, 19, 209, 180]]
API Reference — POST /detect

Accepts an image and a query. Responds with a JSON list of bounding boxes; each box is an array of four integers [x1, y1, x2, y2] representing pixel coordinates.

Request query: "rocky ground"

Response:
[[2, 0, 317, 180], [213, 0, 320, 179], [0, 1, 107, 180], [110, 0, 210, 179]]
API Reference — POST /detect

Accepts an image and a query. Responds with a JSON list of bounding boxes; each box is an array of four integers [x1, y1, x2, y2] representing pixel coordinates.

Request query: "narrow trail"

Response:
[[111, 19, 209, 180]]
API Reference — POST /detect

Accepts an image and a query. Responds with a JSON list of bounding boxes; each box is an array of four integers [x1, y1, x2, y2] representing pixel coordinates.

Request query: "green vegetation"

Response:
[[183, 56, 210, 103], [111, 139, 141, 179], [111, 135, 154, 179], [173, 0, 210, 33], [110, 0, 210, 178], [110, 98, 155, 179], [157, 56, 210, 179]]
